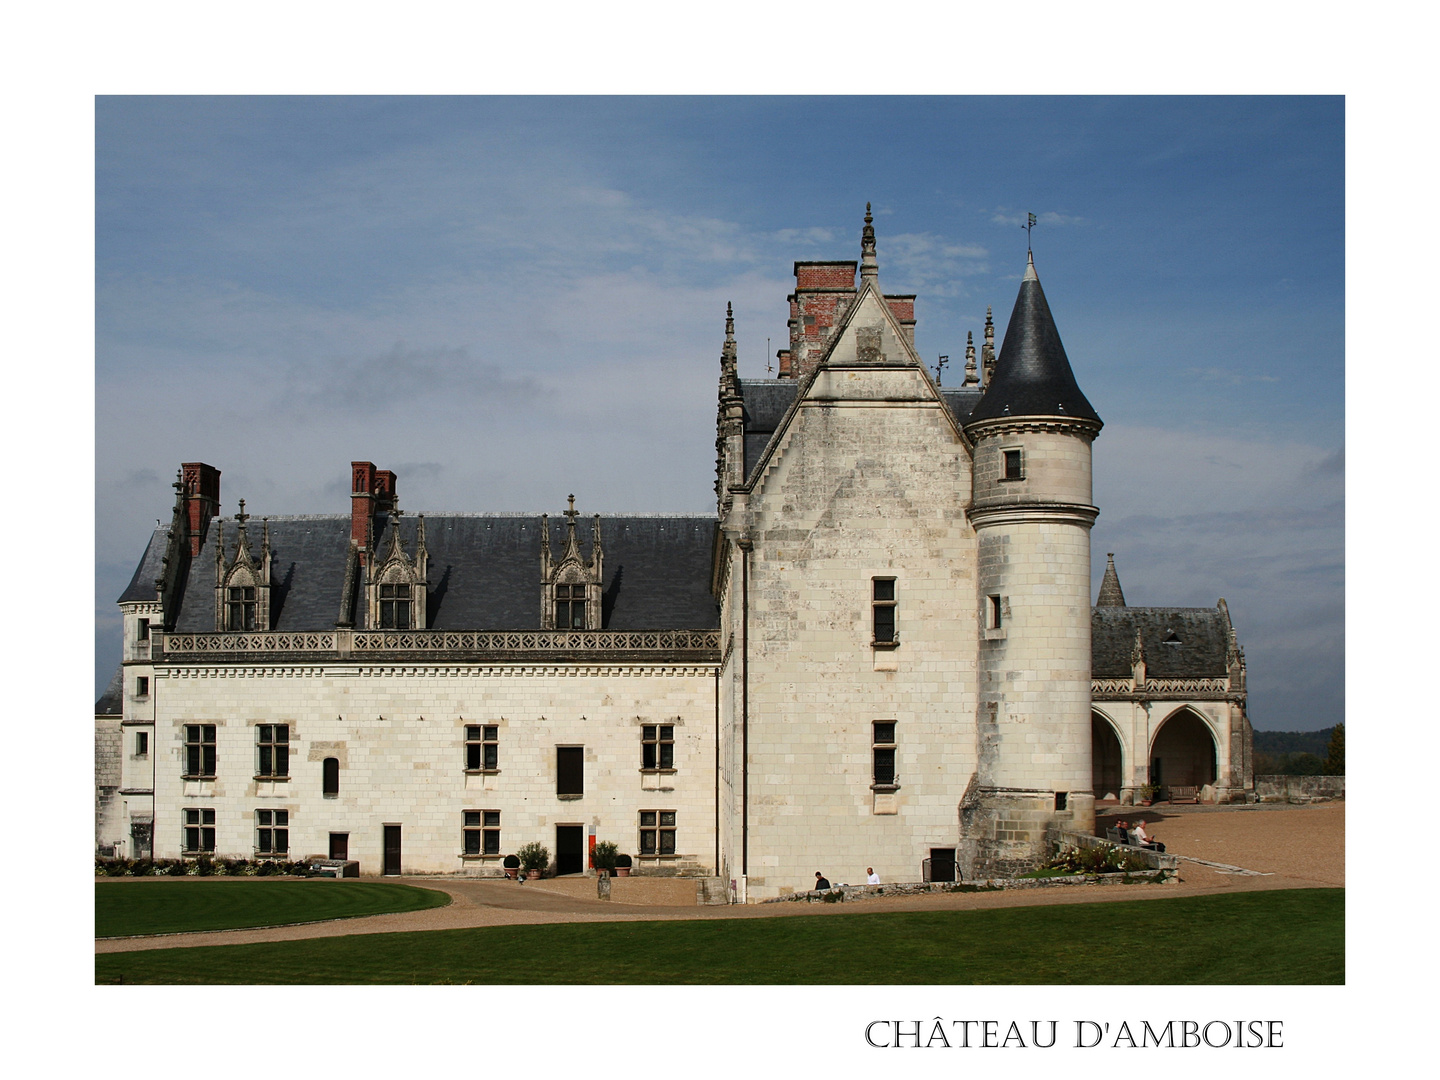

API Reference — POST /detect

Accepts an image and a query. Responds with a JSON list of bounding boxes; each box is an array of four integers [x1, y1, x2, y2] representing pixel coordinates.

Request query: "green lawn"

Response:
[[95, 887, 1341, 984], [96, 880, 450, 938]]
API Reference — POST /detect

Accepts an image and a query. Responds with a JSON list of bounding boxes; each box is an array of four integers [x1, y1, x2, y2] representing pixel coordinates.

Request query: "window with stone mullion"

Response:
[[555, 584, 586, 629]]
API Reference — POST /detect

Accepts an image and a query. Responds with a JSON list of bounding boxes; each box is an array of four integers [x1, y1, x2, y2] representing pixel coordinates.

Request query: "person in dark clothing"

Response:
[[814, 871, 831, 890]]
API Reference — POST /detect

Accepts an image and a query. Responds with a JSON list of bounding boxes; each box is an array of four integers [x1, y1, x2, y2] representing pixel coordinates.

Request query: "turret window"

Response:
[[1001, 448, 1024, 481], [227, 586, 257, 630]]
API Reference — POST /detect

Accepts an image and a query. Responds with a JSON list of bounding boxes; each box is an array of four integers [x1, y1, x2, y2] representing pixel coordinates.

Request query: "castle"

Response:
[[95, 210, 1253, 900]]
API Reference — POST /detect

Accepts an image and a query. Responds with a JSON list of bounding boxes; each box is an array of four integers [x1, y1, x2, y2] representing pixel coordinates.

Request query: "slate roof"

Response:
[[95, 665, 124, 715], [1092, 606, 1231, 679], [740, 379, 799, 480], [131, 513, 720, 632], [965, 256, 1101, 426]]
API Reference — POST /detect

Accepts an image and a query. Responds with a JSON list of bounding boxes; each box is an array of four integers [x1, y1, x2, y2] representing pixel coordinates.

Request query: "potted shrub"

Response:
[[592, 840, 619, 877], [503, 853, 521, 880], [1138, 783, 1160, 806], [614, 853, 633, 878], [517, 842, 549, 880]]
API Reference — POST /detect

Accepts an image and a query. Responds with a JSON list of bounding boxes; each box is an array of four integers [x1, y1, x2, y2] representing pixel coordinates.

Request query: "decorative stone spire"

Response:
[[1097, 552, 1126, 607], [859, 202, 878, 284], [981, 306, 996, 386], [715, 301, 746, 508], [963, 331, 979, 387], [1130, 625, 1147, 689]]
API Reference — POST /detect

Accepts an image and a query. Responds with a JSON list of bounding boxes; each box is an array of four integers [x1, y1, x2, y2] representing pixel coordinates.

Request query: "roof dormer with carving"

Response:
[[213, 499, 273, 631], [366, 505, 428, 630], [541, 495, 604, 630]]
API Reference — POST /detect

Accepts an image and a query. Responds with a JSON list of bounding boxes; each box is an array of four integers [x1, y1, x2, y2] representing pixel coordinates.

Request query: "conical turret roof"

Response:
[[966, 253, 1101, 426], [1096, 552, 1126, 607]]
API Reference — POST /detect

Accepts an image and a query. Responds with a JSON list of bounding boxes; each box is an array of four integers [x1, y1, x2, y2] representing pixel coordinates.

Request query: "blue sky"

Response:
[[95, 95, 1344, 729]]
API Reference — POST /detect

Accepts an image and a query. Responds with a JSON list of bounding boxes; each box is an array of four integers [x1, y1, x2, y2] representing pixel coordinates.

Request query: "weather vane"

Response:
[[1024, 211, 1037, 252], [934, 354, 949, 386]]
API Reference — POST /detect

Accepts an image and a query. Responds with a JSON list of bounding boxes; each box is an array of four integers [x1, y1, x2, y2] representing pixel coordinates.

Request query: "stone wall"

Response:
[[95, 718, 123, 852], [144, 663, 718, 874], [1253, 774, 1345, 803]]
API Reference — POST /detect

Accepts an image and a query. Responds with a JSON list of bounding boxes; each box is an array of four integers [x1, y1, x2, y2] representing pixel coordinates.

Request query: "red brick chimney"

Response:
[[789, 261, 856, 379], [181, 462, 220, 556], [776, 349, 794, 379], [351, 462, 397, 564]]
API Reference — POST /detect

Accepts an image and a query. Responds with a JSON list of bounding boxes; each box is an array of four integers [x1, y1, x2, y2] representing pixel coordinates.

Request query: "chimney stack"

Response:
[[350, 462, 396, 563], [181, 462, 220, 556]]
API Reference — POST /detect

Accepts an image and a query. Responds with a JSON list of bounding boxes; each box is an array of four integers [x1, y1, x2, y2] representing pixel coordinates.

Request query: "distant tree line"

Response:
[[1252, 724, 1344, 776]]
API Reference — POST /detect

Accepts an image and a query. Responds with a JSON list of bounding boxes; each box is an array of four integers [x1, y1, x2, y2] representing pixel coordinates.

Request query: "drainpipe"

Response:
[[738, 537, 752, 879], [713, 667, 720, 878]]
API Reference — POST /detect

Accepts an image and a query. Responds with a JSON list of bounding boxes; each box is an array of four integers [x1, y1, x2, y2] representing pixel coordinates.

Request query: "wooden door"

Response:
[[329, 833, 348, 860], [383, 825, 402, 875]]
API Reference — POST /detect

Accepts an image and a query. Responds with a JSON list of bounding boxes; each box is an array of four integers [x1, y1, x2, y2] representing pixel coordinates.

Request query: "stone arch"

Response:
[[1091, 709, 1125, 799], [1149, 706, 1218, 790]]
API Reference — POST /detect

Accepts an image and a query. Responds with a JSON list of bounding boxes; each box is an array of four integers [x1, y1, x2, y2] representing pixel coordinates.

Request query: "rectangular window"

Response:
[[379, 583, 411, 629], [256, 809, 289, 855], [987, 594, 1003, 629], [184, 724, 216, 779], [465, 725, 499, 771], [227, 586, 257, 630], [639, 810, 677, 856], [1002, 447, 1024, 481], [183, 808, 215, 853], [322, 757, 340, 797], [555, 584, 586, 629], [873, 722, 897, 787], [137, 618, 150, 642], [557, 746, 584, 797], [257, 724, 289, 778], [135, 732, 148, 758], [463, 810, 501, 856], [642, 724, 674, 770], [135, 676, 149, 698], [872, 578, 896, 644]]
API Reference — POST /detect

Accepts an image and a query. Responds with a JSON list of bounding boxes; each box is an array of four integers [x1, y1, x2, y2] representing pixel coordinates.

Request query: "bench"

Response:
[[1167, 785, 1200, 804]]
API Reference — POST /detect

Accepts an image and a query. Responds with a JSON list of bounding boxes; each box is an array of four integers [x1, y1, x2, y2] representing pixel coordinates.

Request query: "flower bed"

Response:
[[95, 856, 310, 877]]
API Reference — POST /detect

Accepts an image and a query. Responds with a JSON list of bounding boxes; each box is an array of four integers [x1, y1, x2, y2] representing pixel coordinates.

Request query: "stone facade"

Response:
[[98, 211, 1254, 897]]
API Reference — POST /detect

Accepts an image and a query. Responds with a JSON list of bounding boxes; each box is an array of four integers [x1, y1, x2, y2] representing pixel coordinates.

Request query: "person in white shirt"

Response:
[[1131, 821, 1166, 853], [866, 867, 880, 885]]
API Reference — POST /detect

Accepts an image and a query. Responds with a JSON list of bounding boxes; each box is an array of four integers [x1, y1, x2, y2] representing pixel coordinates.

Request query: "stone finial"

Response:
[[963, 330, 979, 387], [1097, 552, 1127, 607], [1131, 626, 1146, 665], [860, 202, 878, 283], [981, 306, 996, 386]]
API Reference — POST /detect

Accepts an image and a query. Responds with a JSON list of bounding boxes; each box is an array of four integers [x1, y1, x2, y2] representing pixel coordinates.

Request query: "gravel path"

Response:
[[96, 802, 1343, 955]]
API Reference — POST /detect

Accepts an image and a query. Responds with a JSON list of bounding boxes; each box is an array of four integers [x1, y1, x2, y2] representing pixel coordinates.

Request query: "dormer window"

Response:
[[555, 583, 586, 629], [379, 583, 412, 629], [213, 503, 272, 632], [540, 496, 604, 631], [227, 586, 257, 630], [366, 511, 428, 631]]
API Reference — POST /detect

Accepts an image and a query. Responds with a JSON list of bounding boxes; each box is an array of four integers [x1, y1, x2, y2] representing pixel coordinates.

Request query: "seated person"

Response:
[[1131, 821, 1166, 853], [1114, 820, 1131, 844], [814, 871, 831, 891]]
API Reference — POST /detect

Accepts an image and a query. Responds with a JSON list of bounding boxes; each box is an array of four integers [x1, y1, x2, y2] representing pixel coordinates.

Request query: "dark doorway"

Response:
[[928, 847, 956, 883], [383, 825, 402, 875], [329, 833, 348, 860], [131, 821, 152, 860], [1092, 713, 1123, 798], [556, 825, 585, 875]]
